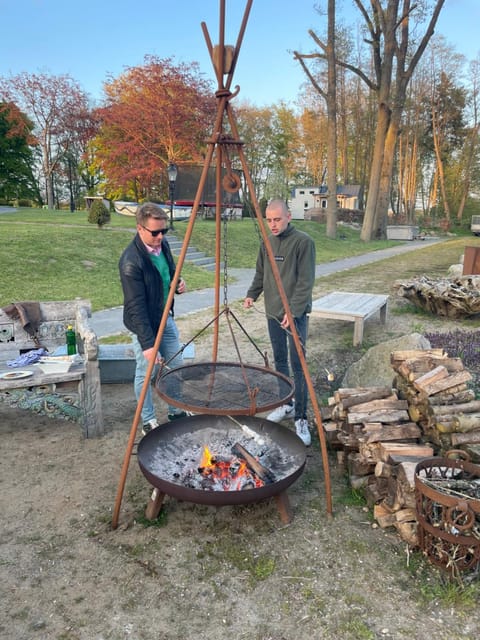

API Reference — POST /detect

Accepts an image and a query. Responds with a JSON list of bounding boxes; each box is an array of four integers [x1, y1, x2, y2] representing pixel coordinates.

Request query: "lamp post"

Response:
[[167, 162, 177, 230]]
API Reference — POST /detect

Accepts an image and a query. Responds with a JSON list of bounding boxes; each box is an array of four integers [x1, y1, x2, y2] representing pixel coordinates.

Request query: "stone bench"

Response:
[[0, 299, 103, 437], [310, 292, 389, 346]]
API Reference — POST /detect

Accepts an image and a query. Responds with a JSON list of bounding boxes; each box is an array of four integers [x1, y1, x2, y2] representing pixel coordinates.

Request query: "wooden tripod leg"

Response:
[[145, 487, 166, 520], [274, 491, 293, 524]]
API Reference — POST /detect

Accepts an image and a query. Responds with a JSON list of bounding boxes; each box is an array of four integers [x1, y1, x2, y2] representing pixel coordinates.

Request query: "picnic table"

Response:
[[310, 292, 389, 346]]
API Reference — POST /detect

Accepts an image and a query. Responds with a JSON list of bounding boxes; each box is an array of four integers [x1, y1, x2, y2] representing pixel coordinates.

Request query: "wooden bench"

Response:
[[310, 292, 389, 346], [0, 299, 104, 437]]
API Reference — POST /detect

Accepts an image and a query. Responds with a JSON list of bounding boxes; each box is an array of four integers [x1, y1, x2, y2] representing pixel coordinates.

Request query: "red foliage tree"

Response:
[[93, 55, 215, 200]]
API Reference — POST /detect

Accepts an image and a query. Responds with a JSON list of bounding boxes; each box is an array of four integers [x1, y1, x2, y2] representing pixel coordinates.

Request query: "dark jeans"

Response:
[[267, 314, 308, 420]]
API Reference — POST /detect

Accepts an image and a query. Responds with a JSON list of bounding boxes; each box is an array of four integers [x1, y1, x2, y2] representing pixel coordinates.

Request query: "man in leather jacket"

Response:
[[119, 202, 187, 435]]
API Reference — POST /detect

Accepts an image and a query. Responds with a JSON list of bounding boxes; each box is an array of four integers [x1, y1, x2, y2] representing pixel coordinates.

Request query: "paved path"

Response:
[[91, 237, 442, 338]]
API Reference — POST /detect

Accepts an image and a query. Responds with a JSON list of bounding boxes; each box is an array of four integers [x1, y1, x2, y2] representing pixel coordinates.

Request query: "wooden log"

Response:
[[397, 356, 465, 381], [374, 461, 394, 478], [390, 349, 446, 365], [451, 429, 480, 446], [231, 443, 276, 483], [394, 521, 419, 547], [395, 507, 417, 524], [347, 452, 376, 477], [418, 371, 472, 397], [364, 479, 388, 506], [361, 422, 422, 443], [432, 399, 480, 416], [374, 502, 397, 528], [379, 442, 434, 463], [452, 413, 480, 433], [429, 388, 476, 405], [333, 386, 393, 407], [413, 365, 449, 392], [347, 397, 408, 413], [347, 409, 410, 424], [349, 474, 372, 490]]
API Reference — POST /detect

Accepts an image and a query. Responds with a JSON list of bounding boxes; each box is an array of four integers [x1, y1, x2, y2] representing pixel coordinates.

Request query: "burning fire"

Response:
[[198, 445, 265, 491]]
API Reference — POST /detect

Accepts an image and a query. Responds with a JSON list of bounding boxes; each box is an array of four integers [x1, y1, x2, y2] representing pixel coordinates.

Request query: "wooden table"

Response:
[[310, 292, 389, 346]]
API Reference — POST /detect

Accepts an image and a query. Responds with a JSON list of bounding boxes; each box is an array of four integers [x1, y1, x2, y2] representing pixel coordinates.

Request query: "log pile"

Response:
[[321, 348, 477, 547], [393, 275, 480, 318], [322, 385, 434, 546], [391, 348, 478, 451]]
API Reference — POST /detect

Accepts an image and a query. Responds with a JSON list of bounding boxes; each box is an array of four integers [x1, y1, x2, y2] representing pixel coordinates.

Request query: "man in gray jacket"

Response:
[[244, 199, 316, 445]]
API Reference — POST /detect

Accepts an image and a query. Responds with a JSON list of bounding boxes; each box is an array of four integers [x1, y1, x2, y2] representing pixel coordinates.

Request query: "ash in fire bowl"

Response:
[[137, 414, 306, 500]]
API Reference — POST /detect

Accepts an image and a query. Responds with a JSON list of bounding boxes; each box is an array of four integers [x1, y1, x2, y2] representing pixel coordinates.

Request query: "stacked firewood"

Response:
[[321, 385, 435, 545], [391, 348, 478, 451], [321, 348, 479, 546]]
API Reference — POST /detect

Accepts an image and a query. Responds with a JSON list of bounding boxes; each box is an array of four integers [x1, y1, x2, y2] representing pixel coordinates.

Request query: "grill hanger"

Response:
[[112, 0, 333, 529]]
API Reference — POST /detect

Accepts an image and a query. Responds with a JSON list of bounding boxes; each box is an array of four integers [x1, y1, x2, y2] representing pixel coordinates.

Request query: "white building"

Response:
[[288, 185, 362, 219]]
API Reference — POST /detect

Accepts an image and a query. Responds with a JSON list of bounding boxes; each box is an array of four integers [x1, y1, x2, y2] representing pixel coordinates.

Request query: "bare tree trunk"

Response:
[[326, 0, 338, 239]]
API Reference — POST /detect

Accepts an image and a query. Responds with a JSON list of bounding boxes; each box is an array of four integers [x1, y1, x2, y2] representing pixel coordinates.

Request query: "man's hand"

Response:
[[244, 297, 254, 309], [280, 313, 290, 329], [176, 278, 186, 294], [143, 347, 159, 364]]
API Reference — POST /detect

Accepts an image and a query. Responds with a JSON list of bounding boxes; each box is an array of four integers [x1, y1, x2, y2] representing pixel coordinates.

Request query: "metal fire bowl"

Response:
[[137, 414, 307, 506]]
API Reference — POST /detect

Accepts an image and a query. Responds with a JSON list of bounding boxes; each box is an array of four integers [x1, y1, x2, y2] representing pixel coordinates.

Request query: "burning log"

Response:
[[231, 442, 276, 484]]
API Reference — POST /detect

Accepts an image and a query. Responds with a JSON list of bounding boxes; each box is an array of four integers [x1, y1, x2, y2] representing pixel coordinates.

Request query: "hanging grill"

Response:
[[155, 361, 294, 416]]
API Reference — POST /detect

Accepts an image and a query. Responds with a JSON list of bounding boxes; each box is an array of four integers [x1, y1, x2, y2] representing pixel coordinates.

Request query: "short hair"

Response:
[[136, 202, 169, 225], [266, 199, 289, 215]]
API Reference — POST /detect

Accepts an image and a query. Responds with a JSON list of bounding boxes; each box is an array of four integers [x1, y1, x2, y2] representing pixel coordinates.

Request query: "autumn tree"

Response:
[[0, 72, 90, 209], [93, 56, 215, 200], [0, 101, 38, 202]]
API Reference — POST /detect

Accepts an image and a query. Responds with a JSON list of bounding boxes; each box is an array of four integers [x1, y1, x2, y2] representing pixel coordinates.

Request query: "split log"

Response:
[[347, 409, 410, 424], [333, 386, 393, 407], [429, 389, 476, 405], [390, 349, 446, 365], [374, 502, 397, 528], [374, 461, 395, 478], [431, 399, 480, 416], [348, 397, 408, 413], [416, 370, 472, 396], [360, 422, 421, 443], [451, 430, 480, 446], [231, 443, 275, 484], [394, 521, 418, 547], [395, 507, 417, 524], [413, 365, 449, 392], [378, 442, 434, 463], [347, 453, 376, 477], [396, 356, 465, 381]]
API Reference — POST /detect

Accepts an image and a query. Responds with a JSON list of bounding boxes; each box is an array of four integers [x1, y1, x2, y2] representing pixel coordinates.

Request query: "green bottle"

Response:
[[66, 325, 77, 355]]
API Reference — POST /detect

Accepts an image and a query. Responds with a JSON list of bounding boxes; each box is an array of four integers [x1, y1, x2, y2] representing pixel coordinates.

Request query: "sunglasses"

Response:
[[140, 224, 168, 237]]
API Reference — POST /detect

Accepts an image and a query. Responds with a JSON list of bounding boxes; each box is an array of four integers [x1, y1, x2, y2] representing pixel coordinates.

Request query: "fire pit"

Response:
[[137, 414, 307, 523]]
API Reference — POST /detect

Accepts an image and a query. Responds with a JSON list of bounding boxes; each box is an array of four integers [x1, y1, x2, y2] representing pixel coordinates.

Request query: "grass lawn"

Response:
[[0, 206, 461, 311]]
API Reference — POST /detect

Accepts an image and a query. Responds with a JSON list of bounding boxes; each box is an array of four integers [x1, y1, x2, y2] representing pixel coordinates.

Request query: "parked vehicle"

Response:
[[471, 215, 480, 236]]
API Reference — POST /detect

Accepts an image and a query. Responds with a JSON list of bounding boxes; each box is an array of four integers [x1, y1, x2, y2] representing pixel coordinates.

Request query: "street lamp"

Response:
[[167, 162, 177, 230]]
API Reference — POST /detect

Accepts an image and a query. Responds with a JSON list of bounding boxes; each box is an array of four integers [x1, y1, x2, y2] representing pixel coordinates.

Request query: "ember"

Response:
[[197, 444, 265, 491]]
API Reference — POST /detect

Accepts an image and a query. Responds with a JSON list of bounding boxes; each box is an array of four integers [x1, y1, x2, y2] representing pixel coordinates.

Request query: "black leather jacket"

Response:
[[119, 234, 177, 351]]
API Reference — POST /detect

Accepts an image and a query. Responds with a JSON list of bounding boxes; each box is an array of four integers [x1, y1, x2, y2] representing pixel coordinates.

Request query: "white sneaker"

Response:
[[267, 402, 295, 423], [295, 419, 311, 446], [142, 418, 159, 436]]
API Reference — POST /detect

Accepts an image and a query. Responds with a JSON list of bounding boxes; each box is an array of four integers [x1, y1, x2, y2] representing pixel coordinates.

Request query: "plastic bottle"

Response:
[[66, 325, 77, 355]]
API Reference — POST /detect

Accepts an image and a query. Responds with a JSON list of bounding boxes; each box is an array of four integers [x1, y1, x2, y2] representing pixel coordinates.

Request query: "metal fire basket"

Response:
[[415, 455, 480, 573]]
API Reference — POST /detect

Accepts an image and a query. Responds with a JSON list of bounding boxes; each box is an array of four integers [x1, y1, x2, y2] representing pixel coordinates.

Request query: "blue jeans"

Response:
[[132, 315, 184, 423], [267, 314, 308, 420]]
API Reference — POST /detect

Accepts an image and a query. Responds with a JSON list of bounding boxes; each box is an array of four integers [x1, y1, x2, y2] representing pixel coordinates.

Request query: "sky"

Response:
[[0, 0, 479, 108]]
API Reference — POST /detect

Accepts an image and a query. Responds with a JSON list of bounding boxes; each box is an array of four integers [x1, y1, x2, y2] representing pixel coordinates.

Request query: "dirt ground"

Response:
[[1, 283, 479, 640]]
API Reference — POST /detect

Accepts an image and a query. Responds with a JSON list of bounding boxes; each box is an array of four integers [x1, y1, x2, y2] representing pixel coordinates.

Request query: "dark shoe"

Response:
[[167, 411, 188, 421]]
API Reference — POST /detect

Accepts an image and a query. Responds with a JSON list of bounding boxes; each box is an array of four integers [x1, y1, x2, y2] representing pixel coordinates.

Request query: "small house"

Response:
[[289, 184, 362, 219]]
